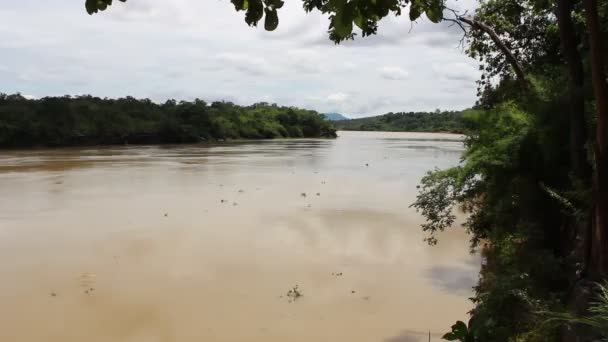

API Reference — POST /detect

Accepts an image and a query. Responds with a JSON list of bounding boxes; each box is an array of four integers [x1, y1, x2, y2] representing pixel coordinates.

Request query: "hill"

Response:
[[323, 112, 349, 121], [333, 110, 466, 133]]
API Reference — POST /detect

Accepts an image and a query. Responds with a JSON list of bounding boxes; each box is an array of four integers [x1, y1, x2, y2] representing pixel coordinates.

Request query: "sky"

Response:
[[0, 0, 480, 118]]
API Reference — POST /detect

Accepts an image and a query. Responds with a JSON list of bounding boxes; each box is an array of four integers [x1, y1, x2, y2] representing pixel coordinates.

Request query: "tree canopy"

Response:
[[334, 110, 466, 133], [0, 94, 336, 148]]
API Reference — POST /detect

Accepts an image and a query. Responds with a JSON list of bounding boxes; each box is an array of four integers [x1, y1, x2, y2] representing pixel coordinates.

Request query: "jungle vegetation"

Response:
[[0, 94, 337, 148], [333, 110, 466, 133]]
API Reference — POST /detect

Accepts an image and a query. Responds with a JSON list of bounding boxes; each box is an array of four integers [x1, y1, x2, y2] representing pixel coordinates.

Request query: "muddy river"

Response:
[[0, 131, 478, 342]]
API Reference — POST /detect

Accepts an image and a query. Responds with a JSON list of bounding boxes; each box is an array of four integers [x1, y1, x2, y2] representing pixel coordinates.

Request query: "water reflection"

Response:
[[385, 329, 445, 342], [0, 131, 476, 342], [385, 332, 423, 342], [424, 265, 479, 296]]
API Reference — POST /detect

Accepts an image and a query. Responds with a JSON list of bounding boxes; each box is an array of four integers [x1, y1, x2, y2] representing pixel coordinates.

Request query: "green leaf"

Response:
[[245, 0, 264, 26], [329, 0, 346, 10], [354, 11, 366, 30], [332, 10, 353, 38], [264, 8, 279, 31], [85, 0, 98, 14], [231, 0, 247, 11], [409, 0, 423, 21], [425, 0, 444, 23], [442, 332, 459, 341], [85, 0, 125, 15], [270, 0, 284, 9], [452, 321, 469, 336]]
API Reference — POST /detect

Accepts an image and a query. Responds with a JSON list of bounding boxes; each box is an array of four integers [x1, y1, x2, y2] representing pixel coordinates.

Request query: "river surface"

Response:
[[0, 131, 478, 342]]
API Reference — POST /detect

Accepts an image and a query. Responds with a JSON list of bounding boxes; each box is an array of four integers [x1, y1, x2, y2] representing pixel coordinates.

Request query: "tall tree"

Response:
[[554, 1, 593, 295], [583, 0, 608, 279], [556, 0, 589, 181]]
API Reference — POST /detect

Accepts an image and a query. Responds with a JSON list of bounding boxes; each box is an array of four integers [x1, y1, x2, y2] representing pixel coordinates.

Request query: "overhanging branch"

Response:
[[443, 7, 528, 89], [457, 16, 528, 88]]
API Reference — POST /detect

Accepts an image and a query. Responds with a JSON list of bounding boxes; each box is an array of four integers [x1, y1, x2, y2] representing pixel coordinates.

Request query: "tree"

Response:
[[583, 0, 608, 279], [0, 94, 337, 147]]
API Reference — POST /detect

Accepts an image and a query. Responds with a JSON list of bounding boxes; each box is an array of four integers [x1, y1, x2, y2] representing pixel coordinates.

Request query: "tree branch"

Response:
[[457, 16, 529, 88]]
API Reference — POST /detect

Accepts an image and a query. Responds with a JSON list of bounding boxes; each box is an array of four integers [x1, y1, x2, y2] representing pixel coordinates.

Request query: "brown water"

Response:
[[0, 131, 478, 342]]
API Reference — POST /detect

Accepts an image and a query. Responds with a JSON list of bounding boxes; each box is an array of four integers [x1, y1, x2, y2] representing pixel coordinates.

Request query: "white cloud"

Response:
[[216, 53, 275, 76], [433, 62, 479, 82], [0, 0, 480, 118], [326, 92, 350, 103], [379, 66, 410, 81]]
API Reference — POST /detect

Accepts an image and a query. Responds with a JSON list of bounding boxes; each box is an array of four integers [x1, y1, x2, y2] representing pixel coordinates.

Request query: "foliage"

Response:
[[412, 103, 535, 246], [442, 320, 477, 342], [0, 94, 336, 148], [85, 0, 125, 14], [412, 97, 587, 340], [85, 0, 447, 43], [408, 0, 605, 339], [540, 282, 608, 341], [466, 0, 562, 100], [334, 110, 466, 133]]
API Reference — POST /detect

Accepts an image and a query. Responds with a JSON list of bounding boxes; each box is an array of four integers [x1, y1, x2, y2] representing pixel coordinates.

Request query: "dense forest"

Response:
[[409, 1, 608, 341], [0, 93, 337, 148], [333, 110, 466, 133]]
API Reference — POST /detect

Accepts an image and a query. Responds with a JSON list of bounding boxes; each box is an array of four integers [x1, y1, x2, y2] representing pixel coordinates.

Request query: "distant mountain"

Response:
[[333, 110, 467, 133], [323, 112, 350, 121]]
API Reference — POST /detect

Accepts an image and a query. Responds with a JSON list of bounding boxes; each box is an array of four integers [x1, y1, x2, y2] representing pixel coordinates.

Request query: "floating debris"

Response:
[[332, 272, 343, 277], [164, 213, 168, 217], [221, 199, 226, 203], [316, 193, 320, 196], [79, 273, 97, 293], [301, 193, 307, 197], [286, 285, 303, 302], [351, 290, 356, 294], [238, 189, 245, 193], [233, 202, 238, 206], [50, 292, 57, 297], [365, 163, 369, 167]]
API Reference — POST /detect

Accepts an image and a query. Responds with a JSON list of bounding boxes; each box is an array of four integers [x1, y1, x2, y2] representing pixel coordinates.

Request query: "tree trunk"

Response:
[[583, 0, 608, 279], [556, 0, 590, 181]]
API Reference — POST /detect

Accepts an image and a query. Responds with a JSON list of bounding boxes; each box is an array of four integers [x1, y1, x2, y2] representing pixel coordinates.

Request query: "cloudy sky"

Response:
[[0, 0, 480, 118]]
